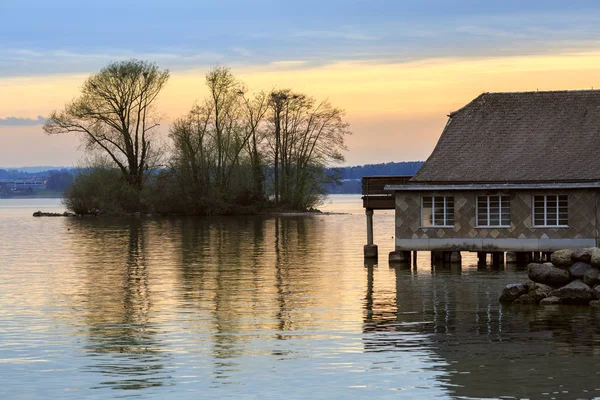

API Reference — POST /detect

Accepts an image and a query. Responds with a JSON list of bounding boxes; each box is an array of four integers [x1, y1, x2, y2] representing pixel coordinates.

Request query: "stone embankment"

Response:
[[500, 248, 600, 306]]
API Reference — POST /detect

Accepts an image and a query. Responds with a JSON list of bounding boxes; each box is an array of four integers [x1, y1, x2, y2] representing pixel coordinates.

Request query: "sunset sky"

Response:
[[2, 0, 600, 167]]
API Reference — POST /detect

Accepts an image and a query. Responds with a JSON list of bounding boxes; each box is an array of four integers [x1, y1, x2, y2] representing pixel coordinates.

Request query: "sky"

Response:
[[2, 0, 600, 167]]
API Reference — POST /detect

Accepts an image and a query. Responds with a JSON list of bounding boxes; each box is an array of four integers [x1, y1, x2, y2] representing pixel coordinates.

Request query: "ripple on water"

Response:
[[1, 197, 600, 399]]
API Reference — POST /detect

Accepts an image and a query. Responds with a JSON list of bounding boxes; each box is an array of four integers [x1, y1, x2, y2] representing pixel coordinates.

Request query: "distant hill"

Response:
[[324, 161, 423, 194], [0, 162, 423, 195], [4, 166, 71, 174], [0, 167, 74, 179]]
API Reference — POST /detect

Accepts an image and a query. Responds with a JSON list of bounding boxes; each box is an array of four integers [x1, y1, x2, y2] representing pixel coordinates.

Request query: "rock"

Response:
[[499, 283, 529, 303], [590, 300, 600, 307], [550, 280, 594, 304], [591, 248, 600, 268], [593, 285, 600, 299], [540, 296, 562, 305], [583, 269, 600, 287], [569, 262, 594, 280], [529, 287, 551, 303], [529, 283, 553, 302], [551, 249, 574, 267], [527, 262, 571, 287], [32, 211, 65, 217], [571, 248, 592, 263], [535, 283, 554, 293], [513, 293, 538, 304]]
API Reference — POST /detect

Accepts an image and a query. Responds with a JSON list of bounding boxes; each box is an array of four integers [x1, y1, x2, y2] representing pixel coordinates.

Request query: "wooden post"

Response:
[[491, 252, 504, 267], [364, 209, 378, 259], [366, 209, 374, 246], [412, 251, 418, 268], [450, 251, 462, 263], [477, 252, 487, 265]]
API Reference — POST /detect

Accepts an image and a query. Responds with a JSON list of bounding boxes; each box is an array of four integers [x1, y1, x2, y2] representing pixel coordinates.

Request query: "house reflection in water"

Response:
[[362, 263, 600, 399]]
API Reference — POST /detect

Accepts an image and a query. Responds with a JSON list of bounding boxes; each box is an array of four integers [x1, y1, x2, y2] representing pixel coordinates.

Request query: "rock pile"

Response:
[[32, 211, 75, 217], [500, 248, 600, 306]]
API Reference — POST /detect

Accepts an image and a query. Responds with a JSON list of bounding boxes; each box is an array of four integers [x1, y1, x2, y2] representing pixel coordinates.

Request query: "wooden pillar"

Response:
[[364, 209, 378, 259], [491, 252, 504, 267], [366, 209, 374, 245], [412, 251, 418, 268], [450, 251, 462, 263], [477, 252, 487, 265]]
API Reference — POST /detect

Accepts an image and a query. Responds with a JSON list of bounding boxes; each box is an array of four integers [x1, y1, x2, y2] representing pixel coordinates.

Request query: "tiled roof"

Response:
[[411, 90, 600, 183]]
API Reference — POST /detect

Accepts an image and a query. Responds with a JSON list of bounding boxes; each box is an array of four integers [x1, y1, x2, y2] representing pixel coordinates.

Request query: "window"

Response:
[[477, 195, 510, 227], [422, 196, 454, 227], [533, 195, 568, 227]]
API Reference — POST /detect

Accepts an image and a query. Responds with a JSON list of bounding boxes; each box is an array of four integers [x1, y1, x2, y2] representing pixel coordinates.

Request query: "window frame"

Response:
[[421, 195, 454, 228], [476, 195, 511, 228], [532, 194, 568, 228]]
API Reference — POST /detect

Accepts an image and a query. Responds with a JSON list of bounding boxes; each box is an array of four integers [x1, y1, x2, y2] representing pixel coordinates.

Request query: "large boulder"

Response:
[[569, 262, 594, 280], [528, 262, 571, 287], [551, 249, 574, 267], [572, 248, 592, 263], [593, 285, 600, 300], [591, 248, 600, 268], [499, 283, 529, 303], [551, 280, 594, 304], [583, 269, 600, 287]]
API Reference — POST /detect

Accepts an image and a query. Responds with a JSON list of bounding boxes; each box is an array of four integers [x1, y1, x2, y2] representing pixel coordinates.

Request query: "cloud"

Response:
[[0, 116, 46, 126]]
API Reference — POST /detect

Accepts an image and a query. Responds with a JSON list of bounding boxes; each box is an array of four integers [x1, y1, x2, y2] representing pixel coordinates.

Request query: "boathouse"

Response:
[[367, 90, 600, 263]]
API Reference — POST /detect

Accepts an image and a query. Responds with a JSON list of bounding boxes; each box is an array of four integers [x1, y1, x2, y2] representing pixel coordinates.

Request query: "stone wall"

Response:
[[394, 189, 599, 251]]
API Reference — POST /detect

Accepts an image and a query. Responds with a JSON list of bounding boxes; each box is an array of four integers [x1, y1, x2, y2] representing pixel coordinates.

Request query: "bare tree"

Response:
[[44, 59, 169, 190], [267, 90, 350, 208], [171, 67, 268, 195], [240, 90, 269, 198]]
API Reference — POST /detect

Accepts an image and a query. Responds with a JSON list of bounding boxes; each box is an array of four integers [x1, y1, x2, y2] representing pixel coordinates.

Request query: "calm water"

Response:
[[1, 196, 600, 399]]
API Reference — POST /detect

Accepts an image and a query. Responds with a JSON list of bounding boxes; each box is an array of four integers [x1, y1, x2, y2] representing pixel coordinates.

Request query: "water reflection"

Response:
[[363, 259, 600, 399], [66, 219, 172, 390], [6, 200, 600, 399]]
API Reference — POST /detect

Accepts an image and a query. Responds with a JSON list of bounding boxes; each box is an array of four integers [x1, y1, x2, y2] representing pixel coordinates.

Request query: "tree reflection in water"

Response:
[[67, 219, 172, 390], [168, 216, 325, 386]]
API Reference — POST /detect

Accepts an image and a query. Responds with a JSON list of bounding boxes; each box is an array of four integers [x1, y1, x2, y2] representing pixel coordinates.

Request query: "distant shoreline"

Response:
[[0, 195, 63, 200]]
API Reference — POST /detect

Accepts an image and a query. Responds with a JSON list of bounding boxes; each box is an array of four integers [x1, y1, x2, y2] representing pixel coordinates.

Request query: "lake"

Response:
[[1, 195, 600, 399]]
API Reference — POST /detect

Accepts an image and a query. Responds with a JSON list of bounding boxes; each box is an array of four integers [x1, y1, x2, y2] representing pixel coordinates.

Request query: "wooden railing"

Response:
[[361, 176, 412, 209]]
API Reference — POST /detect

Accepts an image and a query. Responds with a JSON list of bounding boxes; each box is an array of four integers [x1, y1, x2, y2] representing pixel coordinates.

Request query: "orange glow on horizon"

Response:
[[4, 50, 600, 165]]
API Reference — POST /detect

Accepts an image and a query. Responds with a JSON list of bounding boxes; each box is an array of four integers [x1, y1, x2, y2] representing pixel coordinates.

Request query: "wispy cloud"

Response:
[[292, 29, 377, 41], [0, 116, 46, 126], [269, 60, 309, 69]]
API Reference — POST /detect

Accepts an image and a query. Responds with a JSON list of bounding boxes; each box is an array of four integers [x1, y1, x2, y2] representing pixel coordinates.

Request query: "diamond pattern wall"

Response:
[[395, 189, 598, 241]]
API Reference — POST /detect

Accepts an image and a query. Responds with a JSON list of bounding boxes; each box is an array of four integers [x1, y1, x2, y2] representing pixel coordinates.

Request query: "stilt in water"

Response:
[[491, 252, 504, 267], [364, 209, 378, 259], [477, 252, 487, 266]]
